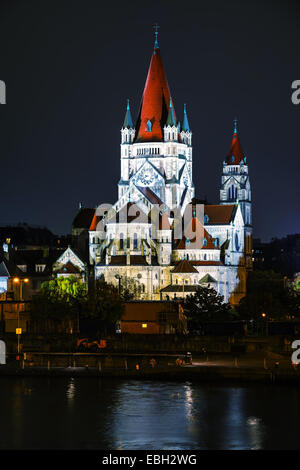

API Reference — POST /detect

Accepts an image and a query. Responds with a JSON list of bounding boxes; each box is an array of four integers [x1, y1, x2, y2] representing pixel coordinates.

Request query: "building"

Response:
[[253, 235, 300, 278], [88, 33, 253, 306], [0, 225, 72, 299], [121, 301, 187, 334]]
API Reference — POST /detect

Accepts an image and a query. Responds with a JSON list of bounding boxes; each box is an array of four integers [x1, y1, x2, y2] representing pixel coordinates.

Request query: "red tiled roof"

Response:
[[137, 186, 164, 206], [72, 208, 95, 229], [89, 213, 104, 231], [135, 48, 175, 142], [204, 204, 236, 225], [159, 211, 171, 230], [109, 255, 149, 266], [171, 259, 198, 273], [149, 208, 171, 230], [55, 261, 81, 274], [175, 218, 217, 250]]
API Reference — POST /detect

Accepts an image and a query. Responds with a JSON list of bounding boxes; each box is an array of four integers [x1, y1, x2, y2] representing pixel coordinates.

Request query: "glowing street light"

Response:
[[13, 277, 29, 360], [261, 312, 268, 336], [13, 277, 29, 301]]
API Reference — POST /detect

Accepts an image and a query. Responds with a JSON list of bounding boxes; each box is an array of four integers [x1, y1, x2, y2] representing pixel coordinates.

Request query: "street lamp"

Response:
[[13, 277, 29, 359], [13, 277, 29, 301], [261, 312, 268, 336]]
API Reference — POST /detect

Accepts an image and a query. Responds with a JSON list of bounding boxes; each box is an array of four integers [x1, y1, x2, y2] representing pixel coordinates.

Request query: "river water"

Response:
[[0, 377, 299, 450]]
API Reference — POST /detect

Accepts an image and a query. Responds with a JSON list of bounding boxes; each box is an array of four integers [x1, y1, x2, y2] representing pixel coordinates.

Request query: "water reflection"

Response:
[[66, 378, 75, 401], [247, 417, 264, 450], [0, 378, 299, 449]]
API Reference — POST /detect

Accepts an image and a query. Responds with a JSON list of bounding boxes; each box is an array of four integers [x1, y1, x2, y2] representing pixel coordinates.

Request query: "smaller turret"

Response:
[[121, 99, 135, 144], [180, 103, 192, 145], [119, 100, 135, 198], [164, 99, 178, 142]]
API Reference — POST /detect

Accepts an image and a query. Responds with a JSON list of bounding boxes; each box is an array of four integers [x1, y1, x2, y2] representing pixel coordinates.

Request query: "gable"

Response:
[[55, 247, 85, 270], [132, 160, 165, 187]]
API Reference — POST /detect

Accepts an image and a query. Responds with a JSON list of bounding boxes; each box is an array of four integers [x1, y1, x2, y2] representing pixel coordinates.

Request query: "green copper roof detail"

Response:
[[166, 98, 176, 127], [182, 103, 190, 132], [123, 99, 134, 129]]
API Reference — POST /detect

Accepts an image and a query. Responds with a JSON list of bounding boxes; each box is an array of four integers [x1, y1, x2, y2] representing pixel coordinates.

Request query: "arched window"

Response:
[[228, 185, 237, 200], [133, 233, 138, 249], [204, 214, 209, 223], [146, 120, 152, 132], [119, 233, 124, 250], [203, 238, 207, 247], [204, 254, 207, 260]]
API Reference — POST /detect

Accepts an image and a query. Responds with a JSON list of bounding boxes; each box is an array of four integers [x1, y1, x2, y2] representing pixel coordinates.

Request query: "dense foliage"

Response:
[[31, 277, 125, 334], [237, 270, 300, 321], [183, 286, 233, 332], [82, 278, 124, 332], [31, 276, 87, 321]]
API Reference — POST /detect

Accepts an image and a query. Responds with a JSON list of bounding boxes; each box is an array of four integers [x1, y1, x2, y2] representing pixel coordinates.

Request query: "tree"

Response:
[[31, 276, 87, 332], [83, 279, 124, 334], [237, 270, 298, 321], [183, 286, 233, 332], [119, 276, 138, 301], [119, 275, 142, 301]]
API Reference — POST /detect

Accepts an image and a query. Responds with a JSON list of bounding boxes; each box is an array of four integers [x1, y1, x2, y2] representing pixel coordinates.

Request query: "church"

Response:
[[81, 32, 252, 305]]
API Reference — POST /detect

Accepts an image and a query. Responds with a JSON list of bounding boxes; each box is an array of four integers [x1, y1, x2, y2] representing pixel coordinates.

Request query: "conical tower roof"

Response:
[[123, 99, 134, 129], [226, 118, 245, 165], [135, 41, 176, 142], [166, 98, 176, 127], [182, 103, 190, 132]]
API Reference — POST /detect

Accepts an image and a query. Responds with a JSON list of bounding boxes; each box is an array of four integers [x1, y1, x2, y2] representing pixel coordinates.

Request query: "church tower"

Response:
[[220, 119, 252, 269], [220, 119, 251, 226], [119, 99, 135, 199], [115, 29, 194, 216]]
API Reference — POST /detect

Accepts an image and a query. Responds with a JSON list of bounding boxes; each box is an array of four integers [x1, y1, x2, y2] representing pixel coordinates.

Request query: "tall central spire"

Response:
[[135, 31, 176, 142], [226, 118, 245, 165]]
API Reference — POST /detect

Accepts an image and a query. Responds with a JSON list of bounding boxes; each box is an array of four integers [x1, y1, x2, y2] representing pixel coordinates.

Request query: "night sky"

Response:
[[0, 0, 299, 241]]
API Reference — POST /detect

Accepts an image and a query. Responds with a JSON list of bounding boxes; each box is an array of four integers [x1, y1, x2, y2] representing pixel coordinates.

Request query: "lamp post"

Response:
[[13, 277, 29, 358], [261, 312, 268, 336], [13, 277, 29, 301]]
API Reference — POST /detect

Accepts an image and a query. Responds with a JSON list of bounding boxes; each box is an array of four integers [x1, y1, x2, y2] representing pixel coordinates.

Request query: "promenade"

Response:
[[0, 351, 299, 384]]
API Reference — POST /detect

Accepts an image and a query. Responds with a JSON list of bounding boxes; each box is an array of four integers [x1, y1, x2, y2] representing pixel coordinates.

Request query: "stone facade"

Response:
[[88, 38, 252, 306]]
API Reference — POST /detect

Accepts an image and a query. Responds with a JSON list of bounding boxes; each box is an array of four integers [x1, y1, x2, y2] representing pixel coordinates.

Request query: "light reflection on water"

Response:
[[0, 377, 299, 450]]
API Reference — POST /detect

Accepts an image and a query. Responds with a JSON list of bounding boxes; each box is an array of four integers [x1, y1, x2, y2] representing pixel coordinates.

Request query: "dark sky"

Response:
[[0, 0, 299, 241]]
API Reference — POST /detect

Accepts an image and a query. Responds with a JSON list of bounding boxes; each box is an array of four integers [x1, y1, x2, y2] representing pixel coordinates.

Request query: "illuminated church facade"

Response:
[[88, 34, 253, 305]]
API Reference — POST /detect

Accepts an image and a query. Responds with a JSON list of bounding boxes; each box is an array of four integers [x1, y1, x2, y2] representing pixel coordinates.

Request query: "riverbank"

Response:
[[1, 361, 300, 384]]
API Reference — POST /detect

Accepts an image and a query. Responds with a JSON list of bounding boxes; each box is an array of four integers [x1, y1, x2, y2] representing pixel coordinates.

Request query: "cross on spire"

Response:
[[233, 117, 238, 134], [153, 23, 160, 49]]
